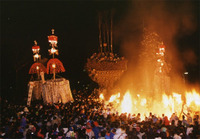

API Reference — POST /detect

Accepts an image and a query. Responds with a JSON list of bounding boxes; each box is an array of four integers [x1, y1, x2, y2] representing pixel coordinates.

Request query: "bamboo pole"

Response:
[[99, 13, 103, 53], [106, 18, 110, 53], [110, 12, 113, 53]]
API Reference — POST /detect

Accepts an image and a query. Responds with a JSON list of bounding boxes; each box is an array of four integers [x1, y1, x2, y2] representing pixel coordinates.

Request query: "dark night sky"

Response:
[[1, 0, 200, 101]]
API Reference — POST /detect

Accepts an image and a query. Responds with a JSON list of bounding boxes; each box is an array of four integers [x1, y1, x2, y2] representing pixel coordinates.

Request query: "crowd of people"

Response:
[[1, 89, 200, 139]]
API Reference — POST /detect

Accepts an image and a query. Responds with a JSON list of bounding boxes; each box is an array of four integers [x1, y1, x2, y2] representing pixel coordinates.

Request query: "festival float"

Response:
[[85, 12, 128, 98], [27, 29, 73, 106]]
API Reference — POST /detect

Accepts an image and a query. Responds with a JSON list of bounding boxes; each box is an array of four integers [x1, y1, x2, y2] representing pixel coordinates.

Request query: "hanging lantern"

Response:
[[159, 44, 165, 48], [47, 58, 65, 74], [48, 35, 58, 44], [48, 47, 59, 55], [159, 45, 165, 53], [32, 46, 40, 54], [29, 62, 47, 74], [32, 40, 40, 54], [48, 29, 58, 45], [33, 53, 41, 62]]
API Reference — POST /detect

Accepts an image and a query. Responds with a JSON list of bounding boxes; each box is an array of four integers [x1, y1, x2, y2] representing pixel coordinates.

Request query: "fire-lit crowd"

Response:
[[1, 90, 200, 139]]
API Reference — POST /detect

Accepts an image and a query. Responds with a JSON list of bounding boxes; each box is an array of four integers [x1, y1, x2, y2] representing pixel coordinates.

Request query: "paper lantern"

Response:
[[29, 63, 47, 74], [47, 58, 65, 74]]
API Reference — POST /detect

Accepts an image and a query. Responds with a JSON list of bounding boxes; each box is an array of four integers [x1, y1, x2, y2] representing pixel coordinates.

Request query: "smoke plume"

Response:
[[114, 0, 198, 93]]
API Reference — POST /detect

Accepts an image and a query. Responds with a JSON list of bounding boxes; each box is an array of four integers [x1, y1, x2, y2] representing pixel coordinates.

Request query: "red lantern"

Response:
[[48, 29, 58, 45], [48, 35, 58, 44], [32, 45, 40, 54], [29, 63, 47, 74], [159, 45, 165, 49], [47, 58, 65, 74], [158, 45, 165, 53], [32, 40, 40, 54]]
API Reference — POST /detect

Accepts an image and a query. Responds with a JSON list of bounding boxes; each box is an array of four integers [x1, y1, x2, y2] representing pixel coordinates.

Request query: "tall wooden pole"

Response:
[[53, 70, 55, 80], [110, 12, 113, 53], [106, 19, 110, 53], [99, 14, 103, 53]]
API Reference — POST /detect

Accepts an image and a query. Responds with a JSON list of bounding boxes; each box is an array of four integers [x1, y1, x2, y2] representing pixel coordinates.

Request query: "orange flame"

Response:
[[121, 91, 133, 114], [106, 89, 200, 120]]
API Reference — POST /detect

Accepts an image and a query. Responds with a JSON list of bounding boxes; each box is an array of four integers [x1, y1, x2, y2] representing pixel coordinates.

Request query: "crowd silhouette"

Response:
[[1, 89, 200, 139]]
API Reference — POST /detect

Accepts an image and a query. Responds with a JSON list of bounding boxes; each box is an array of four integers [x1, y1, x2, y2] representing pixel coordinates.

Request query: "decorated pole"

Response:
[[110, 12, 113, 53], [99, 13, 103, 53], [29, 40, 46, 80], [47, 29, 65, 80], [32, 40, 41, 80], [48, 29, 58, 80], [52, 64, 56, 80]]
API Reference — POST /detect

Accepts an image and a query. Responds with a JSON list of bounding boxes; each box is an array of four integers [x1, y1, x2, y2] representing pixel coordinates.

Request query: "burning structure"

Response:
[[85, 12, 128, 97], [139, 28, 171, 95]]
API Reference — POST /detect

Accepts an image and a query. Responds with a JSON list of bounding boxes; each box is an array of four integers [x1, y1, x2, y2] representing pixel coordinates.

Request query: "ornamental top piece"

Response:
[[32, 40, 40, 54], [48, 29, 58, 45]]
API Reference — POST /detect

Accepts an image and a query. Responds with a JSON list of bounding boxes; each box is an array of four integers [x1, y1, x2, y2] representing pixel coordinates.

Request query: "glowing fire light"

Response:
[[99, 93, 104, 100], [172, 93, 182, 104], [140, 98, 147, 106], [121, 91, 132, 114], [52, 64, 56, 68], [186, 90, 200, 106], [36, 66, 39, 70], [106, 89, 199, 121]]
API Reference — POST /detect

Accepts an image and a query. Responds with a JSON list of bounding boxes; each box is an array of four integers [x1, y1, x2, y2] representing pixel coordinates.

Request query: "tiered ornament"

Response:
[[29, 41, 46, 79], [47, 29, 65, 80], [155, 43, 170, 74], [139, 28, 171, 94], [48, 29, 58, 57], [32, 40, 41, 61], [85, 12, 127, 98], [156, 43, 165, 73]]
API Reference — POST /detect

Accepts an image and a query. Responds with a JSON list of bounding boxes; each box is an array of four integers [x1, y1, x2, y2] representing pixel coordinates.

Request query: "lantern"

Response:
[[29, 62, 47, 74], [47, 58, 65, 74], [32, 46, 40, 54], [48, 29, 58, 46], [159, 45, 165, 53], [32, 40, 40, 54], [48, 47, 59, 55], [33, 53, 41, 62]]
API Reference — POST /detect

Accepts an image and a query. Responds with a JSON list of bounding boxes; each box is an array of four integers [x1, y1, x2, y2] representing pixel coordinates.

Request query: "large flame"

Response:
[[121, 91, 133, 114], [186, 90, 200, 106], [105, 89, 200, 120]]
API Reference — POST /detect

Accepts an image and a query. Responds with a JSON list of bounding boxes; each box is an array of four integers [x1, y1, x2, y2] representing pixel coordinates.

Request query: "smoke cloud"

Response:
[[114, 0, 198, 93]]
